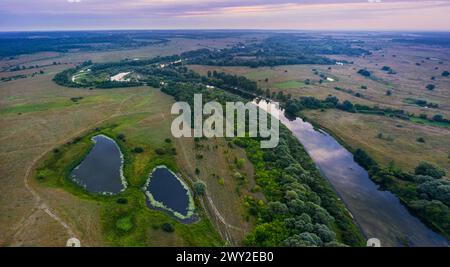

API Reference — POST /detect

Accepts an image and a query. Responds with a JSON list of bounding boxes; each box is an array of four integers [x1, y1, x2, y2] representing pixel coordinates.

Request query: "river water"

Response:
[[255, 100, 448, 247]]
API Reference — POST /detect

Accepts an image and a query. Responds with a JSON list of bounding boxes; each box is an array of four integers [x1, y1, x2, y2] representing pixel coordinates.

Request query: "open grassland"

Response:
[[189, 41, 450, 119], [304, 109, 450, 175], [0, 74, 221, 246]]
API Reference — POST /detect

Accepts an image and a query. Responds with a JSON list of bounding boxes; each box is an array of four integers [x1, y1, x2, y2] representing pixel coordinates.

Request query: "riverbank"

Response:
[[300, 111, 450, 243]]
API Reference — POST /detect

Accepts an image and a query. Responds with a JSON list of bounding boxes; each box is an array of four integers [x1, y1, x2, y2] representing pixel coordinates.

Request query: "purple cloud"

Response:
[[1, 0, 450, 31]]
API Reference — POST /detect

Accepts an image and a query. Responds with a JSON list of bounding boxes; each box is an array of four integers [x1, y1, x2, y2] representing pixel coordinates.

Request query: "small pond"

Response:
[[144, 166, 195, 221], [70, 135, 127, 195]]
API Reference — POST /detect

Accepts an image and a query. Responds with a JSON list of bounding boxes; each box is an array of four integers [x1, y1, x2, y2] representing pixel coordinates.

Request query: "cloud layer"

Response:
[[1, 0, 450, 31]]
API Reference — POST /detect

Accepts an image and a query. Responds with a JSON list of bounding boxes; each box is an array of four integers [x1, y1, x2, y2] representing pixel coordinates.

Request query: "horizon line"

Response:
[[1, 28, 450, 33]]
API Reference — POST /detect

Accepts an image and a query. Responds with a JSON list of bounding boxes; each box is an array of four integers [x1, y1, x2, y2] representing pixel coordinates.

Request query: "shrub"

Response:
[[357, 69, 371, 77], [426, 84, 435, 91], [193, 180, 206, 195], [116, 198, 128, 204], [115, 216, 133, 232], [117, 133, 125, 141], [161, 223, 175, 233], [133, 147, 144, 153]]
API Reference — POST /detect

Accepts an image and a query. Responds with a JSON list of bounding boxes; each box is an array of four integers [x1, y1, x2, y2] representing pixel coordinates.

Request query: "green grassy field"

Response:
[[274, 80, 305, 89], [1, 37, 261, 246]]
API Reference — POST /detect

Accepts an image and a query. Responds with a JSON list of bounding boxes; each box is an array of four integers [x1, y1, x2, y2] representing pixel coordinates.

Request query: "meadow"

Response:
[[188, 37, 450, 175], [0, 36, 259, 246]]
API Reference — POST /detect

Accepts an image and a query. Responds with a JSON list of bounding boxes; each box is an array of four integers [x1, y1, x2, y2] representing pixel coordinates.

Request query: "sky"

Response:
[[1, 0, 450, 31]]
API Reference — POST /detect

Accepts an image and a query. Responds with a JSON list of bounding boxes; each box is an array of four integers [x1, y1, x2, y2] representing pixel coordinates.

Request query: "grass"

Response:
[[274, 80, 305, 89], [174, 136, 261, 245], [35, 115, 223, 247], [304, 109, 450, 174], [410, 116, 450, 129], [1, 37, 259, 246], [1, 55, 255, 245]]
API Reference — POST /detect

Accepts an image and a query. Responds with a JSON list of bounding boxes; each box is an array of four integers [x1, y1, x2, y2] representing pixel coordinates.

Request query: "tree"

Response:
[[432, 114, 446, 122], [426, 84, 435, 91], [442, 71, 449, 77], [285, 103, 300, 116], [283, 232, 322, 247], [193, 180, 206, 195], [338, 100, 355, 112], [353, 148, 377, 170], [313, 224, 336, 243], [415, 162, 446, 179], [268, 201, 289, 215]]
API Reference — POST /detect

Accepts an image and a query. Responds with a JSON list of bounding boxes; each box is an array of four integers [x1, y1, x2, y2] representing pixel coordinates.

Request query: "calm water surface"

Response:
[[70, 135, 126, 194], [145, 166, 191, 217]]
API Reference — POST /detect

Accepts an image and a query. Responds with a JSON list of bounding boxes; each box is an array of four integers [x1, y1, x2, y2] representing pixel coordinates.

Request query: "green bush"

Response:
[[115, 216, 133, 232], [161, 223, 175, 233]]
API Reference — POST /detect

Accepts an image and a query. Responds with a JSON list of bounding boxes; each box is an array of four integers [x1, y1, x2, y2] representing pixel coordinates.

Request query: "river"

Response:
[[255, 100, 449, 247]]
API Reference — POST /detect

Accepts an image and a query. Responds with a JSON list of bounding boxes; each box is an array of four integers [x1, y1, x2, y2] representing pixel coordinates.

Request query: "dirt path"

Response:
[[12, 93, 139, 246]]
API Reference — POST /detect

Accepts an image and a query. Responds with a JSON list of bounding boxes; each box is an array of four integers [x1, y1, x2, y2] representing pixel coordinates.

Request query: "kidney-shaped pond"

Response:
[[70, 135, 127, 195], [144, 166, 195, 221]]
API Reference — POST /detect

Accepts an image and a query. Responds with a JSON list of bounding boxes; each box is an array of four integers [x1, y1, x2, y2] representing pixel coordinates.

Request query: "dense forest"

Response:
[[0, 31, 170, 58]]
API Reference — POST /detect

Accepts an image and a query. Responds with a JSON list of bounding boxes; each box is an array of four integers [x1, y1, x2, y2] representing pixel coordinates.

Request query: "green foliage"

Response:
[[193, 181, 206, 196], [115, 216, 134, 233], [352, 151, 450, 239], [353, 148, 378, 170], [183, 34, 367, 68], [415, 162, 446, 179], [238, 130, 365, 247], [161, 222, 175, 233]]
